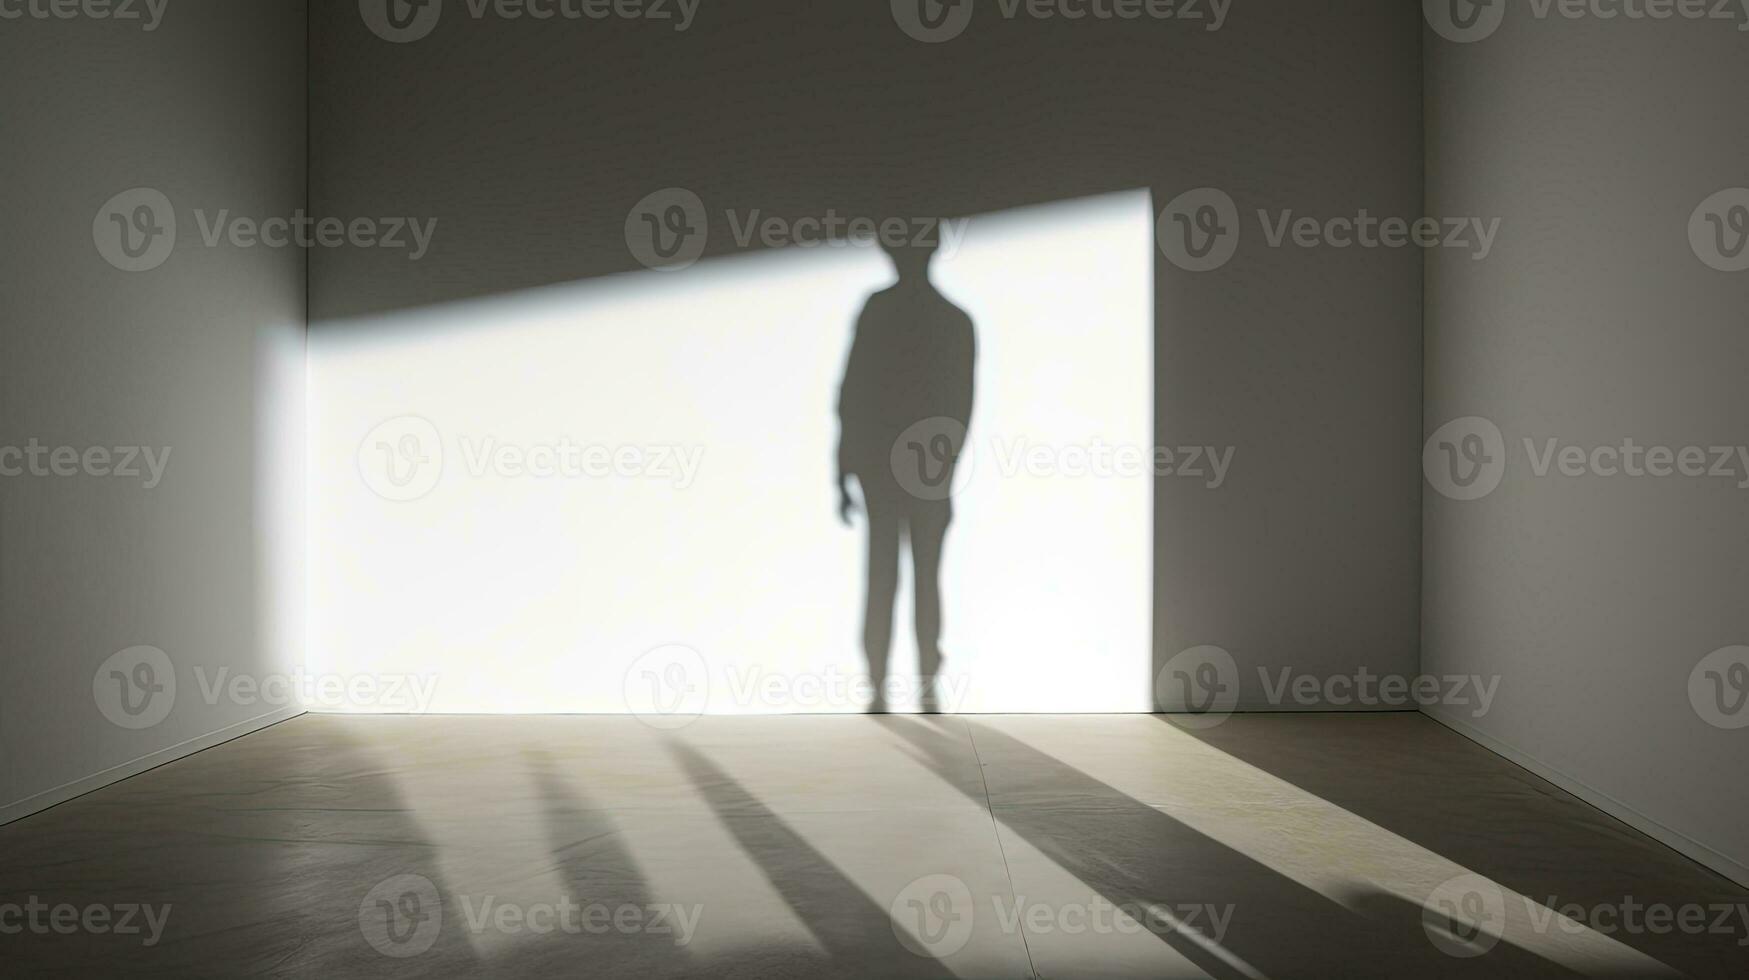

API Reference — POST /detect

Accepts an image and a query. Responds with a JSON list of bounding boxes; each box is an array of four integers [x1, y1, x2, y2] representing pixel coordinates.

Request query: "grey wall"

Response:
[[1424, 14, 1749, 885], [309, 0, 1426, 710], [0, 1, 308, 821], [9, 0, 1740, 893]]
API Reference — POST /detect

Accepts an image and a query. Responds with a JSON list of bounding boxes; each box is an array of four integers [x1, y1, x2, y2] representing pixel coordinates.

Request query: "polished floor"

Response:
[[2, 713, 1744, 978]]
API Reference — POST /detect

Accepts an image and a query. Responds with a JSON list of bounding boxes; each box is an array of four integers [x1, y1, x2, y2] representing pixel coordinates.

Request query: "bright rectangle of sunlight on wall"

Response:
[[307, 190, 1153, 714]]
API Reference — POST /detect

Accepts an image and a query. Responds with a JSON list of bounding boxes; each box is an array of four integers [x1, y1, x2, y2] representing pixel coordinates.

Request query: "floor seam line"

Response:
[[964, 718, 1040, 980]]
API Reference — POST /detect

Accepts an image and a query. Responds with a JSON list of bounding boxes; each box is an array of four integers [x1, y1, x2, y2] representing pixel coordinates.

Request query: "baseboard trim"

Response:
[[1424, 708, 1749, 890], [0, 705, 305, 827], [1226, 702, 1418, 714]]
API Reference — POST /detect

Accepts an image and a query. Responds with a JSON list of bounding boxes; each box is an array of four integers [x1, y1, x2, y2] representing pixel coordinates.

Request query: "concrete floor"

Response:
[[1, 713, 1744, 978]]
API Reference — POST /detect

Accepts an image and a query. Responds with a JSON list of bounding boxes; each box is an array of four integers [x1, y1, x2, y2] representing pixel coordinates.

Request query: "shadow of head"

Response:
[[882, 238, 939, 284]]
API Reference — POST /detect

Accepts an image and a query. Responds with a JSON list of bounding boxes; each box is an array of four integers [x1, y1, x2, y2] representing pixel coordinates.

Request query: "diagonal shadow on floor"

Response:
[[494, 749, 703, 977], [879, 715, 1587, 980], [665, 738, 975, 979], [1167, 713, 1749, 979], [0, 717, 487, 977]]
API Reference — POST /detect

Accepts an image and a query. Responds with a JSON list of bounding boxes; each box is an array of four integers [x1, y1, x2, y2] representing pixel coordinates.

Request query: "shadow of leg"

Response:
[[908, 508, 950, 713], [863, 510, 900, 713]]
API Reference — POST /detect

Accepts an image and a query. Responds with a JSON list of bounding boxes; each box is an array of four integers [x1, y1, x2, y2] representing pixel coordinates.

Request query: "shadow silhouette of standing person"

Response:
[[837, 239, 976, 713]]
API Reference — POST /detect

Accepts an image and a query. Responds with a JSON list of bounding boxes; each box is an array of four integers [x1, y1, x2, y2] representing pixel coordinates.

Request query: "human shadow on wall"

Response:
[[836, 240, 977, 714]]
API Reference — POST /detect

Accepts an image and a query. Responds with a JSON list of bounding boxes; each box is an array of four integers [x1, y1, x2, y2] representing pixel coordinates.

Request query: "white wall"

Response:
[[0, 0, 308, 822], [1, 0, 1430, 813], [1424, 11, 1749, 885], [310, 0, 1428, 708], [308, 193, 1153, 714], [8, 2, 1743, 894]]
